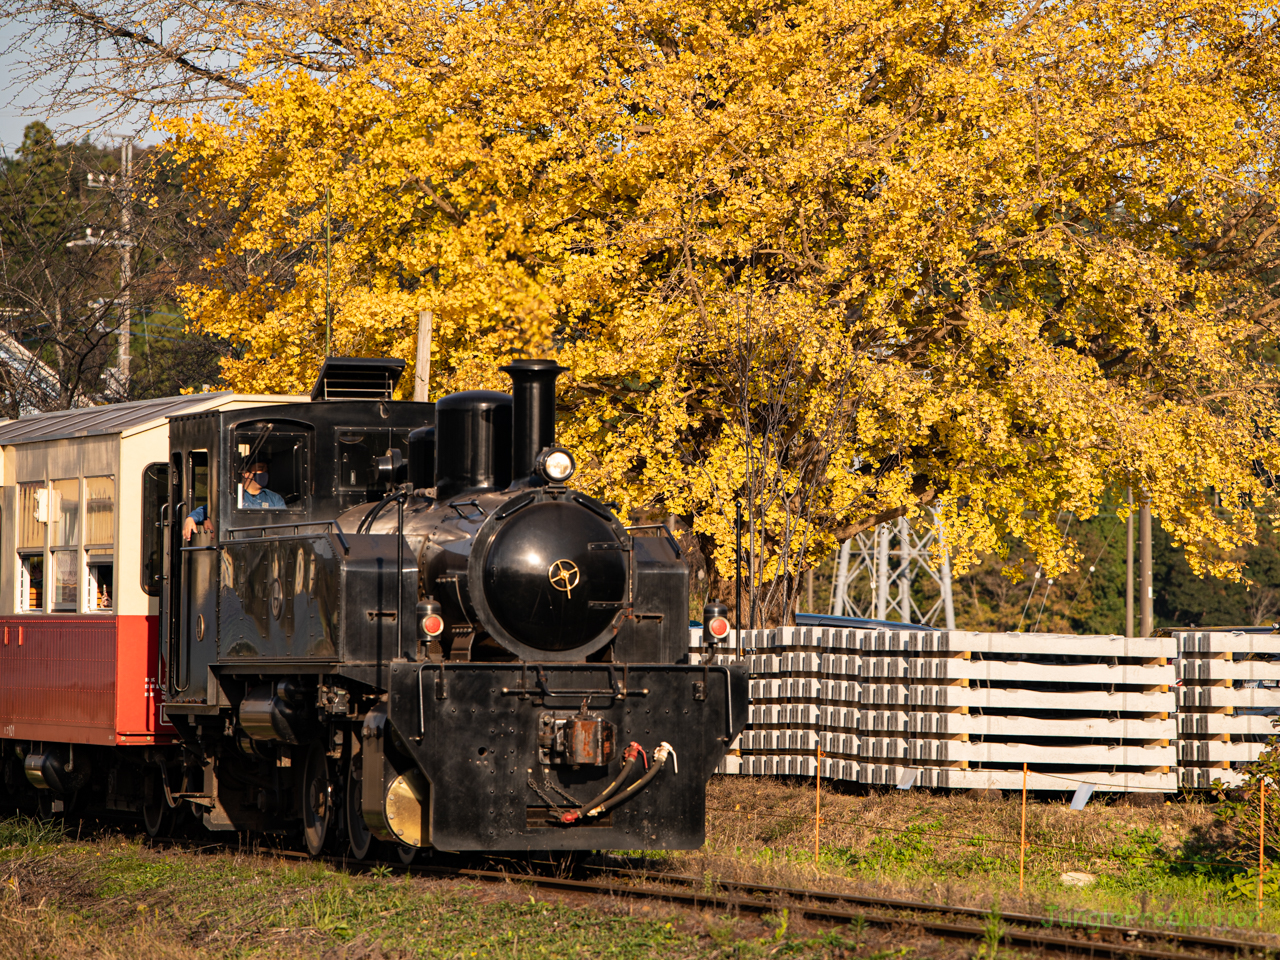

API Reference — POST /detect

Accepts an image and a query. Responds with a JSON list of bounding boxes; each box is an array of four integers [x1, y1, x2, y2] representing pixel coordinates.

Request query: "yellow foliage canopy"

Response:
[[163, 0, 1280, 615]]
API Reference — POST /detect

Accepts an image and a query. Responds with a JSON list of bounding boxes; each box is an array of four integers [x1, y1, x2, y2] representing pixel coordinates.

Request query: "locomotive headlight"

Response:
[[536, 447, 576, 483]]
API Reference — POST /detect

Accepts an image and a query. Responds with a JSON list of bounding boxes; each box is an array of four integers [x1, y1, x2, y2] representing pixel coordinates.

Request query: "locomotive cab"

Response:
[[162, 358, 431, 711]]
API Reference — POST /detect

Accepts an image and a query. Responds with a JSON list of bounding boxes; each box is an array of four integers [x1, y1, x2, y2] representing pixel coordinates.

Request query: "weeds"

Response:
[[694, 777, 1280, 938], [0, 815, 63, 849], [976, 904, 1003, 960], [0, 822, 891, 959], [762, 907, 789, 941]]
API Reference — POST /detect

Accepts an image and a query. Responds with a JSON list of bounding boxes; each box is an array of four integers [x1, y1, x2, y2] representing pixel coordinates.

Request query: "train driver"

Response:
[[182, 460, 286, 540]]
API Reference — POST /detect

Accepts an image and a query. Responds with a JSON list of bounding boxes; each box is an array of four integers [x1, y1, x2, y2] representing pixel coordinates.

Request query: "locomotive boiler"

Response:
[[0, 355, 746, 858]]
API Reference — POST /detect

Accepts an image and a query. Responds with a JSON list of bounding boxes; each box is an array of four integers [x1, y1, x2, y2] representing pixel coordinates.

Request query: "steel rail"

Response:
[[397, 863, 1263, 960], [633, 872, 1271, 956]]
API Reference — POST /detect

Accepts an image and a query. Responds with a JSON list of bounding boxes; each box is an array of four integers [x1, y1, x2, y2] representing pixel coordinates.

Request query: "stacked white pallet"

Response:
[[851, 627, 918, 785], [1175, 630, 1280, 788], [907, 631, 1177, 792], [736, 626, 862, 782]]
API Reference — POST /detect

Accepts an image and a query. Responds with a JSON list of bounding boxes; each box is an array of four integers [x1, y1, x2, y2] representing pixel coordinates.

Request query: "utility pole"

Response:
[[413, 310, 433, 402], [325, 187, 333, 357], [118, 144, 131, 388], [735, 501, 743, 647], [830, 540, 850, 616], [72, 143, 134, 397], [1140, 497, 1154, 637], [1125, 488, 1135, 638], [875, 523, 891, 620]]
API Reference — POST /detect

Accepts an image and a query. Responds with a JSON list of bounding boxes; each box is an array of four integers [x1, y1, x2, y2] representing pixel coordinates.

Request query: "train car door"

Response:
[[166, 420, 220, 706], [181, 449, 219, 703]]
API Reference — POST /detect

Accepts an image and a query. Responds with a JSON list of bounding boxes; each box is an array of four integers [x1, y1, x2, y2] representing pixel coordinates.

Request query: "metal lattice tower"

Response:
[[829, 509, 956, 629]]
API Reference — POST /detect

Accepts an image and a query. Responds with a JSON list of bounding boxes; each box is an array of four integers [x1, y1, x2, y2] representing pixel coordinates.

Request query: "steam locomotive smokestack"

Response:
[[501, 358, 567, 484]]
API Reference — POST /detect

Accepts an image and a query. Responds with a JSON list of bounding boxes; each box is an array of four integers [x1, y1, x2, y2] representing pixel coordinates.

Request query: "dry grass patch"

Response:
[[661, 777, 1272, 940]]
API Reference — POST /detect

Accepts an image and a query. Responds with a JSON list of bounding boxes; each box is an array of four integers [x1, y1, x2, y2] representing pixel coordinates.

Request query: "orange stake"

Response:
[[1019, 762, 1028, 892], [815, 745, 823, 865]]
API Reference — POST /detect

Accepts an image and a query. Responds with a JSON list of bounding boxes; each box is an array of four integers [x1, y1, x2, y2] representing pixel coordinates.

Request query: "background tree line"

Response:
[[5, 0, 1280, 632], [0, 121, 227, 416]]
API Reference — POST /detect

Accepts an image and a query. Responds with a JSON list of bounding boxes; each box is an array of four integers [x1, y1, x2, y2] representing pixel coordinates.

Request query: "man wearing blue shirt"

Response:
[[183, 460, 286, 541]]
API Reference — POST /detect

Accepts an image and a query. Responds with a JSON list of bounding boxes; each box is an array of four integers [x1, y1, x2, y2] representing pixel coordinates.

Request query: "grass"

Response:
[[683, 776, 1280, 939], [0, 823, 900, 960], [4, 779, 1280, 957]]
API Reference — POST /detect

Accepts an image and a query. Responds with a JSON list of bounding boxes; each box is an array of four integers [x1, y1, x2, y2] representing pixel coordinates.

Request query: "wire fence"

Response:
[[706, 803, 1258, 873]]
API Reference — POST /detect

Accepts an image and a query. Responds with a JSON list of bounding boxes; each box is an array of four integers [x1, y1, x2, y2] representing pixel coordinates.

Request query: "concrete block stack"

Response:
[[687, 626, 1280, 792], [906, 631, 1176, 792], [731, 627, 854, 781], [1175, 630, 1280, 788]]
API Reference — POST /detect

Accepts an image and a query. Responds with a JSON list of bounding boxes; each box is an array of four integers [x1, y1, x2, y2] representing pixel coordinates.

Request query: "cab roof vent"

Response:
[[310, 356, 406, 402]]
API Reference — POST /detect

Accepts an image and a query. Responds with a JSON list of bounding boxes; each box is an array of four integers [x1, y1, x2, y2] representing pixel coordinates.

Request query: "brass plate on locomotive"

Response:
[[384, 769, 428, 847]]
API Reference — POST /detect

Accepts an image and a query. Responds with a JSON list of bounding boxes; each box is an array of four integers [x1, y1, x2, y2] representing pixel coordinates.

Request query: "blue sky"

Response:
[[0, 17, 158, 153]]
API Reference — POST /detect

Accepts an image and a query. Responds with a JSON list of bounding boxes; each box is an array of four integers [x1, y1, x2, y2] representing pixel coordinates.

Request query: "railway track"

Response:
[[266, 846, 1275, 959]]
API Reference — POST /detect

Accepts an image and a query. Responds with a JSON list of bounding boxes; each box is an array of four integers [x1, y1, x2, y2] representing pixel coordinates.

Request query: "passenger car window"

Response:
[[49, 479, 80, 611], [85, 476, 115, 612], [17, 482, 46, 613]]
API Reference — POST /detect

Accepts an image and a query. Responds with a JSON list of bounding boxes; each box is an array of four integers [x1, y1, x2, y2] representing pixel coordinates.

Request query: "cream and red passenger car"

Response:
[[0, 393, 302, 760]]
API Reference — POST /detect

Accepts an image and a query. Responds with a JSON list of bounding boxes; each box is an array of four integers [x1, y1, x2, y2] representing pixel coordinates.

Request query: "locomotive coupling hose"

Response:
[[559, 742, 644, 824], [584, 741, 676, 818]]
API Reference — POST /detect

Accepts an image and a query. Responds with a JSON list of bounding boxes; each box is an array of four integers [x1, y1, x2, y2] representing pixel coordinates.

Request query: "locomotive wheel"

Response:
[[142, 765, 173, 838], [345, 752, 374, 860], [302, 744, 333, 858], [390, 842, 416, 865]]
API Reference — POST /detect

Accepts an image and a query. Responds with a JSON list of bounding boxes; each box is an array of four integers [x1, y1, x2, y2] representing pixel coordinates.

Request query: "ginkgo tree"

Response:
[[146, 0, 1280, 622]]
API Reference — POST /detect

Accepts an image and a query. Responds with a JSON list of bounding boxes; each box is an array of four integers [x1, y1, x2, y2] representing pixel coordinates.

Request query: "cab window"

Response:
[[231, 421, 310, 511], [337, 428, 411, 498]]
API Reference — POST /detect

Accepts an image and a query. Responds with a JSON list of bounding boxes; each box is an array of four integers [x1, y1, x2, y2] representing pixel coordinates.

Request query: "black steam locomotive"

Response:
[[150, 357, 745, 855]]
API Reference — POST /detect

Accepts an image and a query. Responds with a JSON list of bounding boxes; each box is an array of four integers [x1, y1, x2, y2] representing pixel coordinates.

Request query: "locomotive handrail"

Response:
[[172, 499, 191, 694], [706, 664, 736, 741], [220, 518, 350, 554], [160, 500, 171, 696], [449, 498, 487, 520], [500, 663, 645, 701], [224, 519, 344, 532], [625, 523, 682, 557], [397, 494, 405, 660]]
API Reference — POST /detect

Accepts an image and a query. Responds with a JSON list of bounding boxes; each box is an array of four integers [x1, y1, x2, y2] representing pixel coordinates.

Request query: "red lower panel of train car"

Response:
[[0, 616, 174, 745]]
